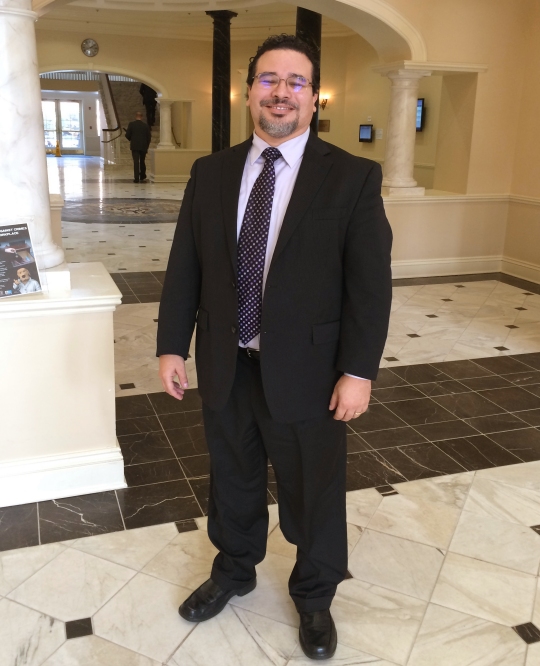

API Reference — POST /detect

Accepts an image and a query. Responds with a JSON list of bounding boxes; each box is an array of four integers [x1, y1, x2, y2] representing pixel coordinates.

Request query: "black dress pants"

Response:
[[203, 349, 348, 612], [132, 150, 147, 182]]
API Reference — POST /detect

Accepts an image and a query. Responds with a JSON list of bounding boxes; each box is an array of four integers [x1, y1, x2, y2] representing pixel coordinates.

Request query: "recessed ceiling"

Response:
[[37, 2, 356, 40]]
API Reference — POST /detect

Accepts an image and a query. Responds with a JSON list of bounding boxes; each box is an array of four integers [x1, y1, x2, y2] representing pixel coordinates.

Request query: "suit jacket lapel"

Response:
[[271, 134, 333, 264], [221, 137, 252, 272]]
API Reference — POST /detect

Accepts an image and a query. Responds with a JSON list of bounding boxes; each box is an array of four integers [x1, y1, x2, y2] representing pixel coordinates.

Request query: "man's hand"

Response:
[[159, 354, 189, 400], [329, 375, 372, 421]]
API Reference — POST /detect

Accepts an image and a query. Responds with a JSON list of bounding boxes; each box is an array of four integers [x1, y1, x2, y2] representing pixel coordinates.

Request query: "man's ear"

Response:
[[313, 92, 318, 113], [245, 86, 251, 106]]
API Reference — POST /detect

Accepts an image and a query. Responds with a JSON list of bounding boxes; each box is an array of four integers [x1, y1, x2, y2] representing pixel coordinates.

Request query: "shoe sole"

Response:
[[299, 641, 337, 661], [179, 578, 257, 623]]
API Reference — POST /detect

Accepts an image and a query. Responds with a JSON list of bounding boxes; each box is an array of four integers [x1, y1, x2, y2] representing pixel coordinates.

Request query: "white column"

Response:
[[156, 98, 175, 150], [382, 69, 431, 195], [0, 0, 64, 268]]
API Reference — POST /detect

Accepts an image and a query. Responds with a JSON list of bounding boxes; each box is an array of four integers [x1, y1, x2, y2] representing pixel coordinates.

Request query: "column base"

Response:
[[156, 143, 176, 151], [382, 186, 426, 197]]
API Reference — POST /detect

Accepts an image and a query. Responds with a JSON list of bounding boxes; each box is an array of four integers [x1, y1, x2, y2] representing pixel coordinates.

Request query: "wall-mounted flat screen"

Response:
[[359, 124, 373, 142], [416, 98, 425, 131]]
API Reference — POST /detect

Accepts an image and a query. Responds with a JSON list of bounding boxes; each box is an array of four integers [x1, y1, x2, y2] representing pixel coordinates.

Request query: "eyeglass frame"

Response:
[[251, 72, 315, 92]]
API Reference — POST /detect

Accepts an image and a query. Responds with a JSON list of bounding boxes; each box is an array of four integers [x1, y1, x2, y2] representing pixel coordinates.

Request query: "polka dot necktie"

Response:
[[237, 147, 282, 345]]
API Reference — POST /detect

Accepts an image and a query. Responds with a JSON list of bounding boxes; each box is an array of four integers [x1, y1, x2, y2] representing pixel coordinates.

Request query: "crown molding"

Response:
[[373, 60, 489, 76]]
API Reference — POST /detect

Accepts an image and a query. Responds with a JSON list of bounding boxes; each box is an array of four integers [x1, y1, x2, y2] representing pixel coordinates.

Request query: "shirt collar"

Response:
[[249, 126, 310, 168]]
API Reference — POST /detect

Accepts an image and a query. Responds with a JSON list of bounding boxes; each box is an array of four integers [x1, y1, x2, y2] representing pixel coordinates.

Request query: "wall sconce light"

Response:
[[320, 97, 329, 111]]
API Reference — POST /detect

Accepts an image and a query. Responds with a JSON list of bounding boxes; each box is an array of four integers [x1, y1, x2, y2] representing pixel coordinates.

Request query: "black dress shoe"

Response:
[[179, 578, 256, 622], [299, 609, 337, 660]]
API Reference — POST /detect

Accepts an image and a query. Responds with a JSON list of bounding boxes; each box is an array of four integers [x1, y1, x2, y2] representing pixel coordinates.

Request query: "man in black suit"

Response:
[[157, 34, 392, 660], [125, 111, 151, 183]]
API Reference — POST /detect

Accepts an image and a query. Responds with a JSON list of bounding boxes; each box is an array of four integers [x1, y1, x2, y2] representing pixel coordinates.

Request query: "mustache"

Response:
[[260, 97, 299, 111]]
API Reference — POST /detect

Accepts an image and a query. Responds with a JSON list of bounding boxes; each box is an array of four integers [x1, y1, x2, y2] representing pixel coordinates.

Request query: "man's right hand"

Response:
[[159, 354, 189, 400]]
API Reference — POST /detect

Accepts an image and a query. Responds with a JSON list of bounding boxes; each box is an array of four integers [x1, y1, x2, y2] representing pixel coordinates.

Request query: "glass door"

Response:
[[42, 100, 57, 152], [42, 100, 83, 154]]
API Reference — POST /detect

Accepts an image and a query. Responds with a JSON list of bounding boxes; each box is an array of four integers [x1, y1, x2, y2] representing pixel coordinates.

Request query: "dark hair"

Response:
[[247, 34, 320, 93]]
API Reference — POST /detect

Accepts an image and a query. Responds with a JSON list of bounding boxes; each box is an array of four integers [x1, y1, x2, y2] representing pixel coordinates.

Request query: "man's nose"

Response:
[[274, 78, 290, 97]]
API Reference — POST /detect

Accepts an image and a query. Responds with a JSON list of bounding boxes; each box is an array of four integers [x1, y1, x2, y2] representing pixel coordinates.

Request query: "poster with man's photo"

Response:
[[0, 222, 42, 298]]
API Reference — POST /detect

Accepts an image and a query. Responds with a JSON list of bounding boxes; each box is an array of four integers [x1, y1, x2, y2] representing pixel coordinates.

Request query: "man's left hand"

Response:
[[329, 375, 371, 422]]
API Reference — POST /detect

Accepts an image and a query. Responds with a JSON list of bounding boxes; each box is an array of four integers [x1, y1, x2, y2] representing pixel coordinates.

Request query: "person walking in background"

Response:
[[157, 34, 392, 661], [125, 111, 151, 183], [139, 83, 158, 127]]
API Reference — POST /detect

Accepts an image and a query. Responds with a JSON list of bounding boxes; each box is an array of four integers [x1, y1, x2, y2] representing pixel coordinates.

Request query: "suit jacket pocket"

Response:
[[312, 208, 347, 220], [197, 307, 209, 331], [312, 320, 340, 345]]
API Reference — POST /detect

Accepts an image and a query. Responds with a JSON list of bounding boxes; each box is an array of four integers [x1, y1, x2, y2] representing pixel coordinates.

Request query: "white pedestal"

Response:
[[0, 262, 126, 507], [382, 186, 426, 197]]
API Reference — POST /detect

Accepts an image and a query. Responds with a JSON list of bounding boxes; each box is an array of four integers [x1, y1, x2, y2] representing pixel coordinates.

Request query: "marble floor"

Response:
[[5, 462, 540, 664], [3, 155, 539, 664]]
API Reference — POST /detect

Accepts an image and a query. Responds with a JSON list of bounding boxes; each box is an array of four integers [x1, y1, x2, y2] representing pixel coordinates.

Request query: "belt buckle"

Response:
[[246, 347, 259, 360]]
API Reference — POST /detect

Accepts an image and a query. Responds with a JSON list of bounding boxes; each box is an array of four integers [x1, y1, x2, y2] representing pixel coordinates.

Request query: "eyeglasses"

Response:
[[253, 73, 313, 93]]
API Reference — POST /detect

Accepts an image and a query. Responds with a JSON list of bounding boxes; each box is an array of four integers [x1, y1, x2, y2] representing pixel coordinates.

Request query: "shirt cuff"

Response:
[[344, 373, 369, 381]]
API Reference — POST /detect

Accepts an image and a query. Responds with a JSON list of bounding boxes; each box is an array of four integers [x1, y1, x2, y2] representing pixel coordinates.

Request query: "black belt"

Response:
[[239, 347, 260, 362]]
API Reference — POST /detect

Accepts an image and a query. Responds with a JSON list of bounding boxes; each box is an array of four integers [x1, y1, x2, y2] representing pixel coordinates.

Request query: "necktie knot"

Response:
[[262, 147, 282, 163]]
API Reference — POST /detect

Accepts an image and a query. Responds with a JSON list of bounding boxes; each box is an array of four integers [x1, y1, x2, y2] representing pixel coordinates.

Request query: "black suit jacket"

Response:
[[125, 120, 151, 152], [157, 133, 393, 423]]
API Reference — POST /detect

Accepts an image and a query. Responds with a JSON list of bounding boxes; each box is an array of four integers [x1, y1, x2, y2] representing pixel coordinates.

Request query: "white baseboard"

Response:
[[391, 255, 502, 279], [501, 256, 540, 285], [0, 445, 126, 508]]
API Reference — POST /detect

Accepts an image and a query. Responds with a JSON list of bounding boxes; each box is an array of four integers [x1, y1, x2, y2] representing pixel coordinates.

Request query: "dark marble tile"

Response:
[[413, 419, 480, 442], [504, 371, 540, 386], [459, 375, 513, 391], [268, 489, 277, 504], [487, 428, 540, 462], [390, 364, 452, 385], [347, 433, 372, 453], [360, 426, 428, 450], [512, 622, 540, 644], [39, 492, 124, 544], [517, 409, 540, 427], [166, 425, 208, 457], [384, 398, 457, 426], [189, 477, 211, 514], [180, 454, 211, 479], [381, 442, 466, 481], [524, 385, 540, 398], [138, 293, 162, 303], [118, 480, 201, 529], [346, 451, 407, 491], [431, 392, 504, 419], [120, 294, 140, 305], [118, 431, 175, 465], [436, 435, 522, 471], [152, 271, 167, 281], [159, 411, 205, 430], [464, 412, 531, 434], [148, 389, 202, 415], [376, 485, 398, 496], [415, 380, 470, 397], [429, 359, 492, 380], [115, 394, 154, 421], [122, 271, 154, 279], [0, 503, 39, 552], [371, 386, 425, 403], [372, 368, 408, 389], [66, 618, 93, 639], [124, 460, 185, 487], [510, 353, 540, 371], [474, 355, 532, 375], [347, 404, 407, 433], [176, 519, 198, 533], [115, 415, 162, 436], [478, 387, 540, 412]]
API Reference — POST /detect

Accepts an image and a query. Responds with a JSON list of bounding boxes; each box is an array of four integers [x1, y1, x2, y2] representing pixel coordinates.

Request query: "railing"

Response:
[[99, 73, 123, 166]]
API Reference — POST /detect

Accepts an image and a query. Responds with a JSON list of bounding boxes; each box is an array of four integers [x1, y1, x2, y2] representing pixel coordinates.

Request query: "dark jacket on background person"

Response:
[[125, 119, 151, 152]]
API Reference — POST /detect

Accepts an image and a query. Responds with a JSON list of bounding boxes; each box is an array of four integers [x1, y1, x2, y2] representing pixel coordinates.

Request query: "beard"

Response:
[[258, 97, 300, 138]]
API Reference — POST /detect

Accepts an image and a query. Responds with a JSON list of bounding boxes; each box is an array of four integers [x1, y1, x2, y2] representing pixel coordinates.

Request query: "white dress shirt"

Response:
[[236, 128, 367, 382]]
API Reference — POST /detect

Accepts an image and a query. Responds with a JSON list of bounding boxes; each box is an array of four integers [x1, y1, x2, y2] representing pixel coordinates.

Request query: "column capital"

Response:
[[373, 61, 431, 80], [156, 98, 174, 107], [0, 5, 36, 19], [205, 10, 238, 22]]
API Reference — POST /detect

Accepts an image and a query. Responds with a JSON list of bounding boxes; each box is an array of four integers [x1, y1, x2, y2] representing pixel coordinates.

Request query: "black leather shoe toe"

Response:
[[179, 578, 256, 622], [299, 609, 337, 660]]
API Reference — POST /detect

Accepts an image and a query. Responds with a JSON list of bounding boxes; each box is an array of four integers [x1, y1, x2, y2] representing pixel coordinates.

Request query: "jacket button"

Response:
[[231, 326, 237, 334]]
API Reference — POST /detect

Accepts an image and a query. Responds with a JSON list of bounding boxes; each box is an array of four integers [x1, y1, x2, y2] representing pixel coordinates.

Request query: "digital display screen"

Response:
[[359, 124, 373, 142], [416, 99, 425, 131]]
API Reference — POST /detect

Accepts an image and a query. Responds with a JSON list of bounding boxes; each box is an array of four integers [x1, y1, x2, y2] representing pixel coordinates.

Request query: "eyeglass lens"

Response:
[[257, 75, 309, 92]]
